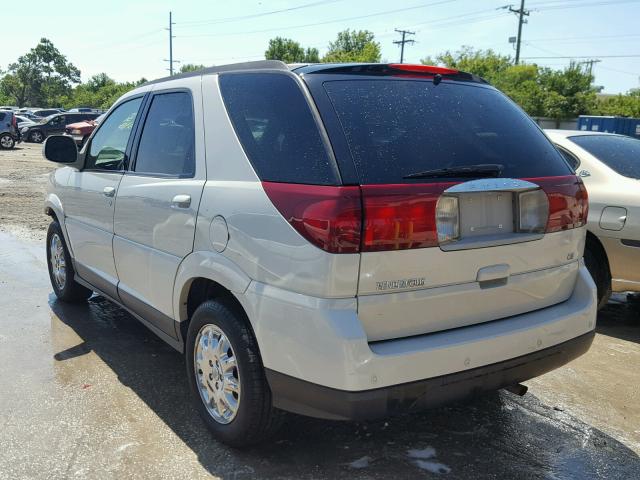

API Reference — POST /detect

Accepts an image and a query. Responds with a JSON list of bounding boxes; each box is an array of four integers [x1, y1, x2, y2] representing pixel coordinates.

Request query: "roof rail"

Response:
[[143, 60, 289, 86]]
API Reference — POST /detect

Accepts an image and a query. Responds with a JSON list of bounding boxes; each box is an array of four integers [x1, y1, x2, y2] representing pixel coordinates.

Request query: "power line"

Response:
[[179, 0, 344, 27], [178, 0, 460, 38], [522, 54, 640, 58], [393, 29, 416, 63]]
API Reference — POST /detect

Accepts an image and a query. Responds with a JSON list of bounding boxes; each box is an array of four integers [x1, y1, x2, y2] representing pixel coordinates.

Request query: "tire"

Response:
[[29, 130, 44, 143], [46, 220, 93, 303], [0, 133, 15, 149], [186, 299, 283, 447], [584, 237, 611, 310]]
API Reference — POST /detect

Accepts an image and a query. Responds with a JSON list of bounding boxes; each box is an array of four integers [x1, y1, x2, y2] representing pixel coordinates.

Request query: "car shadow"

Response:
[[596, 293, 640, 344], [49, 295, 640, 479]]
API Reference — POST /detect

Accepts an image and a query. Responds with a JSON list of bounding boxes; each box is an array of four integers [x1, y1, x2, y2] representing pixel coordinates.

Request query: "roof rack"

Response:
[[143, 60, 289, 86]]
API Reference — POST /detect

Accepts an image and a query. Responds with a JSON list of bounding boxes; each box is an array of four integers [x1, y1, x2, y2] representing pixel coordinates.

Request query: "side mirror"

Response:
[[43, 135, 83, 169]]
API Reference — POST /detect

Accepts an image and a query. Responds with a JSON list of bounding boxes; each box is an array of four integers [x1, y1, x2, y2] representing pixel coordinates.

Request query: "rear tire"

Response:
[[584, 237, 611, 310], [185, 299, 283, 447], [46, 221, 93, 303], [0, 133, 15, 149]]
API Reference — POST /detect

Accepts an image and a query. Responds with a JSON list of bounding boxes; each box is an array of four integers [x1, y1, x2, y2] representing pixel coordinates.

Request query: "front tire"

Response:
[[46, 221, 93, 303], [186, 300, 283, 447], [0, 133, 15, 149]]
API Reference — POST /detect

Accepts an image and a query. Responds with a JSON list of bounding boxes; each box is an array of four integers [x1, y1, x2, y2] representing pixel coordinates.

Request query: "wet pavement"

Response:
[[0, 231, 639, 479]]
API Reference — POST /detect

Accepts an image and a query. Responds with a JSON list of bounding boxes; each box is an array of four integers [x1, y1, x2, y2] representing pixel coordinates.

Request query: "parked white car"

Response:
[[42, 61, 597, 447], [546, 130, 640, 308]]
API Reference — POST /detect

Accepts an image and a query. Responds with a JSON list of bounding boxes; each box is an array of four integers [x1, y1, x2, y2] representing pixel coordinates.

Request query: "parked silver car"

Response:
[[42, 61, 597, 447], [546, 129, 640, 307]]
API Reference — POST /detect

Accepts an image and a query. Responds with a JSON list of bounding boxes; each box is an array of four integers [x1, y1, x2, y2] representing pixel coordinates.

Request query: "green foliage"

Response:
[[265, 37, 319, 63], [592, 91, 640, 117], [59, 74, 146, 110], [422, 47, 598, 119], [180, 64, 207, 73], [0, 38, 80, 107], [322, 30, 381, 63]]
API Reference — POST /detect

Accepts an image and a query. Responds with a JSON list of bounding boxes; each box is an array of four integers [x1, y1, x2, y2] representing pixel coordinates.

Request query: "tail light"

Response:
[[11, 115, 17, 129], [530, 176, 589, 232], [261, 182, 361, 253], [262, 175, 587, 254], [360, 183, 453, 251]]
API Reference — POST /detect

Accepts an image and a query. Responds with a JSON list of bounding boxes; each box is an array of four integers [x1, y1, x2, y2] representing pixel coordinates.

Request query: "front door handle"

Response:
[[172, 194, 191, 208], [103, 186, 116, 197]]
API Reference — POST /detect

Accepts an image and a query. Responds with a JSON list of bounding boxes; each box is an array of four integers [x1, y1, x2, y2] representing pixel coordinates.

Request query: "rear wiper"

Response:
[[403, 163, 504, 179]]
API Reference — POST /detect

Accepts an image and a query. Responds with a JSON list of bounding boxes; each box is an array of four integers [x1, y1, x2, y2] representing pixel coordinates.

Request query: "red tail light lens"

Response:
[[261, 182, 361, 253], [361, 183, 454, 252], [528, 176, 589, 232], [263, 176, 587, 254], [389, 64, 459, 75]]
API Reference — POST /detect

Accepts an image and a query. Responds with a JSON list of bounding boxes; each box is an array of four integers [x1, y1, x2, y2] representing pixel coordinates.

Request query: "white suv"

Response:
[[43, 61, 597, 447]]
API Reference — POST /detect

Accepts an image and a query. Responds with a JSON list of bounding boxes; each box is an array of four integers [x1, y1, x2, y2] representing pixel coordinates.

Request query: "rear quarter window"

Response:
[[569, 134, 640, 179], [322, 79, 571, 184], [219, 73, 339, 185]]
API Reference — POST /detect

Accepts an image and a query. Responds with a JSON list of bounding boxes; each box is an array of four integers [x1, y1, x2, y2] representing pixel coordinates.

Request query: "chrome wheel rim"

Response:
[[32, 132, 42, 142], [0, 135, 13, 148], [194, 324, 241, 424], [50, 233, 66, 290]]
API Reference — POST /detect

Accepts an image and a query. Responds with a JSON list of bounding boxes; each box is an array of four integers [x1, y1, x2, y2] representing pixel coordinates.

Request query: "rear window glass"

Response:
[[569, 134, 640, 179], [323, 80, 571, 184], [219, 73, 338, 185]]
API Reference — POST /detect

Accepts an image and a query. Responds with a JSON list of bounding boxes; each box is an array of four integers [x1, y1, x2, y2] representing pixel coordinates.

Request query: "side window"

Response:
[[0, 112, 5, 122], [133, 91, 195, 177], [219, 73, 337, 185], [86, 97, 143, 171], [50, 116, 64, 126], [556, 145, 580, 171]]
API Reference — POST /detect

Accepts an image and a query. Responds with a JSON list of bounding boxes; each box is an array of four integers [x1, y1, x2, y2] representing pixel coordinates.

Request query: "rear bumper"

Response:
[[266, 330, 594, 420], [242, 264, 596, 417]]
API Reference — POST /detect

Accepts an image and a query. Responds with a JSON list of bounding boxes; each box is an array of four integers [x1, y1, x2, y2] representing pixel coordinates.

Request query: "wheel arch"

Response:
[[586, 230, 611, 278], [173, 251, 253, 342]]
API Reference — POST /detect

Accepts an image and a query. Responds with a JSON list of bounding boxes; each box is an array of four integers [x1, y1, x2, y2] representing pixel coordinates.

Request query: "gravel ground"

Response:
[[0, 142, 53, 240]]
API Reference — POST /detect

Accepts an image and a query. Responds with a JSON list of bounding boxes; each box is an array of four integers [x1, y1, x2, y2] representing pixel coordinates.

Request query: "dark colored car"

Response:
[[0, 111, 20, 149], [21, 112, 100, 143]]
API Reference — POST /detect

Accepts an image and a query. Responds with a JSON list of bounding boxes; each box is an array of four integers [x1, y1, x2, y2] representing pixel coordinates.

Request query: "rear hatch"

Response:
[[300, 64, 588, 341]]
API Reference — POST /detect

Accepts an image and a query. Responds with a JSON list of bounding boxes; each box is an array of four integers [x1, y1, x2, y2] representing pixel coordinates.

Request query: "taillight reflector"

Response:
[[261, 182, 361, 254], [528, 176, 589, 232]]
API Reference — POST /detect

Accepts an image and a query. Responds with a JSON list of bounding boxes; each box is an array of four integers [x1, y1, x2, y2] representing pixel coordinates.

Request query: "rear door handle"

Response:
[[171, 194, 191, 208], [103, 186, 116, 197]]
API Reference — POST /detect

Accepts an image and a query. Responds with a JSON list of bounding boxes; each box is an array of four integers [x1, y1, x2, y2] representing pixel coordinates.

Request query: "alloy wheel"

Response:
[[194, 324, 241, 424]]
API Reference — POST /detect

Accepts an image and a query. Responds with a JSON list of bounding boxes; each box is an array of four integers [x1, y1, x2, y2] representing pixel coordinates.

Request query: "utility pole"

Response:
[[508, 1, 530, 65], [164, 11, 177, 75], [578, 59, 601, 77], [393, 29, 415, 64]]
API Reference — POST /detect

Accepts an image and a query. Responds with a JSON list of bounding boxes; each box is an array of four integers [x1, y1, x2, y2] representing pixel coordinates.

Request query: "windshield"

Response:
[[569, 134, 640, 179], [322, 79, 571, 184], [41, 115, 57, 124]]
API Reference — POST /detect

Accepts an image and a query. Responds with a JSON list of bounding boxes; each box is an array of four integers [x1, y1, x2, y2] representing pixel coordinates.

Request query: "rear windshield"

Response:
[[219, 73, 339, 185], [322, 79, 571, 184], [569, 134, 640, 179]]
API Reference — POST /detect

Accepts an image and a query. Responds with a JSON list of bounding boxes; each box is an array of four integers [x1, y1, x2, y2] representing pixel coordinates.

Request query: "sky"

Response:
[[3, 0, 640, 93]]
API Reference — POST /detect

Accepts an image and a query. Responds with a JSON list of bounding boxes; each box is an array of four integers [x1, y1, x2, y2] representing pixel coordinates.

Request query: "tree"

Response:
[[421, 47, 596, 119], [265, 37, 319, 63], [322, 30, 381, 63], [0, 38, 80, 107], [180, 64, 206, 73], [593, 90, 640, 117]]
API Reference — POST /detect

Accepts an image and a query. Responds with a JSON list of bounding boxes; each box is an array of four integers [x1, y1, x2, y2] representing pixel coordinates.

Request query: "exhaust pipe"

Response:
[[504, 383, 528, 396]]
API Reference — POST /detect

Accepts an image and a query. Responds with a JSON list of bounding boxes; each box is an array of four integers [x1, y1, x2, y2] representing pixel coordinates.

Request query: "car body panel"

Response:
[[546, 130, 640, 291]]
